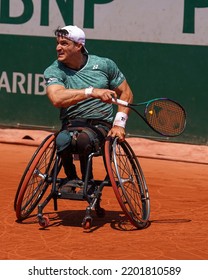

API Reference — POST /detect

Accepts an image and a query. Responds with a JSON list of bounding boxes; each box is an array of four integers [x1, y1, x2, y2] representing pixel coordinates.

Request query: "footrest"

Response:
[[58, 191, 85, 200], [58, 178, 84, 200]]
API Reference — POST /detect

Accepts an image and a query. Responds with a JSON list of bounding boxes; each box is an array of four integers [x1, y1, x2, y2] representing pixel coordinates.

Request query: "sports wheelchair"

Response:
[[14, 130, 150, 230]]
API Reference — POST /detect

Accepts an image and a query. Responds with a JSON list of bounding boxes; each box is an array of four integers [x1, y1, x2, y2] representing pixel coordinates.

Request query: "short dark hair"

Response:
[[54, 28, 68, 38]]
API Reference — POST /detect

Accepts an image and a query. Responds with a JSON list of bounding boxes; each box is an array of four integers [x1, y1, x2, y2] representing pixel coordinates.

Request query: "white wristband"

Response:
[[113, 112, 128, 128], [85, 86, 94, 98]]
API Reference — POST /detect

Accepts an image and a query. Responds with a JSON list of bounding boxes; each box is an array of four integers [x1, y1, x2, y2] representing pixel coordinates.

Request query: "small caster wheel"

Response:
[[95, 207, 106, 218], [82, 216, 92, 229], [38, 215, 50, 228]]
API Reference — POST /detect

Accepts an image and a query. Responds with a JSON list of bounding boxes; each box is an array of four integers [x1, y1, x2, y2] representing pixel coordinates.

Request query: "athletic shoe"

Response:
[[59, 177, 83, 193]]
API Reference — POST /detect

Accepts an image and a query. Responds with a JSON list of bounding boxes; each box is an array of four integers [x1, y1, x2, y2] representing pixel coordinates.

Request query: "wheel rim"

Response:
[[105, 137, 150, 228], [16, 134, 56, 220]]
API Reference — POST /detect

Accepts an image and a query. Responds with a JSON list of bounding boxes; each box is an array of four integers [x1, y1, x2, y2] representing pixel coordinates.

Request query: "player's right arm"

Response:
[[46, 84, 117, 108]]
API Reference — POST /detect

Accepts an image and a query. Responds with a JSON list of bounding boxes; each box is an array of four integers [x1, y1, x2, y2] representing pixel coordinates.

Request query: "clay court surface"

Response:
[[0, 129, 208, 260]]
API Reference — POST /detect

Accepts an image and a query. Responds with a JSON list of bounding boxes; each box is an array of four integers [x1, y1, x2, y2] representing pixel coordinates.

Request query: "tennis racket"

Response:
[[112, 97, 186, 137]]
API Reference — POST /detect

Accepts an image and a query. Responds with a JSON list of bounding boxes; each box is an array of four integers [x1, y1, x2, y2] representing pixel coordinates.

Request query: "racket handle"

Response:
[[112, 98, 128, 107]]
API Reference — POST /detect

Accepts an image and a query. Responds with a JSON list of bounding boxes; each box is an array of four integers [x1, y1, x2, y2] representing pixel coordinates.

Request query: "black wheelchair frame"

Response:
[[14, 132, 150, 230]]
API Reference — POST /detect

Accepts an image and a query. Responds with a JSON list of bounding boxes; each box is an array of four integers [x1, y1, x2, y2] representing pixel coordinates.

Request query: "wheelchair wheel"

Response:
[[15, 133, 56, 220], [104, 137, 150, 229]]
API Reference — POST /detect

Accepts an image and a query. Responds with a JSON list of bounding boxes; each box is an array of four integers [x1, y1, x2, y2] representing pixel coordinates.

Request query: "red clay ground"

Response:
[[0, 129, 208, 260]]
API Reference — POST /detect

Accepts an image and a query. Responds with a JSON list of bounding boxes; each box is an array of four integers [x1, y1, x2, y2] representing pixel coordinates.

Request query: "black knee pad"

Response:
[[76, 132, 93, 155]]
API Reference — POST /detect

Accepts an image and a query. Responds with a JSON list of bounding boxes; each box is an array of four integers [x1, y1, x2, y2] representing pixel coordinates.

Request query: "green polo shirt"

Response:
[[44, 54, 125, 123]]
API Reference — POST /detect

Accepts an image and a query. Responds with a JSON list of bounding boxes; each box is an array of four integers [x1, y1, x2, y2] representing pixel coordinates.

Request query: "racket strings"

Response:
[[145, 100, 186, 136]]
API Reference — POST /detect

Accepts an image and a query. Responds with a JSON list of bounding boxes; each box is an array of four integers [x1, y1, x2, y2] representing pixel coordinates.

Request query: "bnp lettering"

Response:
[[0, 71, 46, 95], [183, 0, 208, 33], [0, 0, 113, 28]]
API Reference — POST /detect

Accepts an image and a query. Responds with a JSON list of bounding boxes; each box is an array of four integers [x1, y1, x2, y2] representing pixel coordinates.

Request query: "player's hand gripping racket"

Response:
[[112, 97, 186, 137]]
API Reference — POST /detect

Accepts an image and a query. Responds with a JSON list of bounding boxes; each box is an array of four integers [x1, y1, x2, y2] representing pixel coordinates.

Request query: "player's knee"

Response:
[[56, 130, 72, 153], [76, 132, 92, 155]]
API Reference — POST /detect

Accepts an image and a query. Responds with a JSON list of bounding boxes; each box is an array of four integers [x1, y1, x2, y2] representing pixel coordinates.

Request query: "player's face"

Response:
[[56, 37, 79, 64]]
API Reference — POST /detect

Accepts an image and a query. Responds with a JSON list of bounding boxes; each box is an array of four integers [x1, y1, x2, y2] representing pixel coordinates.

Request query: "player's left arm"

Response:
[[108, 79, 134, 141], [114, 79, 133, 113]]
